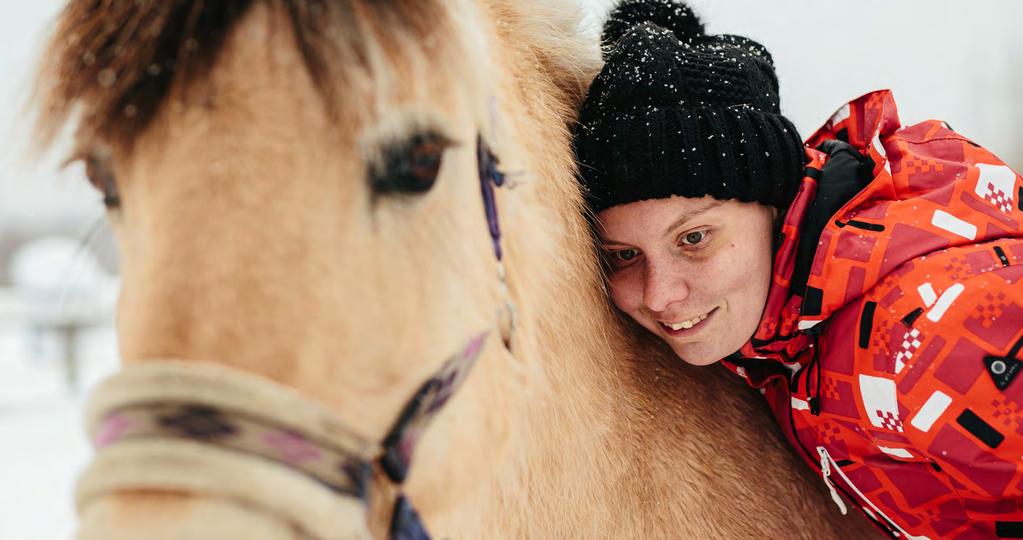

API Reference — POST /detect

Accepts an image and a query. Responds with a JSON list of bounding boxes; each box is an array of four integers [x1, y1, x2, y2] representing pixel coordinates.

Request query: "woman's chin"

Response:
[[680, 355, 722, 367], [670, 344, 722, 366]]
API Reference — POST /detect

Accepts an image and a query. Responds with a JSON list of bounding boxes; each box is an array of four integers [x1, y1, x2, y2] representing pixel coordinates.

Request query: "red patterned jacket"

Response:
[[722, 90, 1023, 539]]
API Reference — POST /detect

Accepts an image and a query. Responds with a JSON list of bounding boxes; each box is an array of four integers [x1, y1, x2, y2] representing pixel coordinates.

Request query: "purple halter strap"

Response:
[[477, 134, 507, 262], [477, 135, 517, 349], [378, 133, 514, 536]]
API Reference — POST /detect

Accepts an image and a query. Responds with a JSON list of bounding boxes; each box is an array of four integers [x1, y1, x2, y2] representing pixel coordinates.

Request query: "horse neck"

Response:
[[460, 18, 660, 535], [490, 186, 653, 536]]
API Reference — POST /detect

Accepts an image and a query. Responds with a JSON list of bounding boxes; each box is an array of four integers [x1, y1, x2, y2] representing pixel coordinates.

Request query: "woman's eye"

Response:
[[680, 230, 708, 246], [615, 248, 639, 261], [84, 154, 120, 209]]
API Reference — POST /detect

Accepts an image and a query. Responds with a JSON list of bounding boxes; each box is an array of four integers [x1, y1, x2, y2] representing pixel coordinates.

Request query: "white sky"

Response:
[[0, 1, 101, 230]]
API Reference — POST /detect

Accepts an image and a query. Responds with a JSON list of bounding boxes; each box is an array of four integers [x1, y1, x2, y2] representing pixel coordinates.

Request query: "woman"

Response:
[[576, 1, 1023, 537]]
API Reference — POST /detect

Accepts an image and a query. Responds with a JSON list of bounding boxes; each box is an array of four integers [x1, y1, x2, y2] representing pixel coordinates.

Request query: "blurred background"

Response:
[[0, 1, 1019, 538]]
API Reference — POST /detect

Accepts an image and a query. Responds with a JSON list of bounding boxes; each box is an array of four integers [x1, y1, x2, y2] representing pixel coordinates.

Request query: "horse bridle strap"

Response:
[[80, 333, 488, 539], [77, 437, 372, 540]]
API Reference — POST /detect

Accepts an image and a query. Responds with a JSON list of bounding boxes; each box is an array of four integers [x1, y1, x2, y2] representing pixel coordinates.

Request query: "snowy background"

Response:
[[1, 1, 1020, 539]]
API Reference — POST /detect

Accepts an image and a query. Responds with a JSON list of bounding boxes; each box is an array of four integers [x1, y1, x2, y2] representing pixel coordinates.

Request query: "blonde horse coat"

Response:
[[35, 0, 876, 537]]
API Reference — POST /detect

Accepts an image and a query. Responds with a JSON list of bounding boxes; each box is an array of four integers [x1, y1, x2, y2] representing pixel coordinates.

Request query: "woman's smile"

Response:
[[657, 306, 717, 337]]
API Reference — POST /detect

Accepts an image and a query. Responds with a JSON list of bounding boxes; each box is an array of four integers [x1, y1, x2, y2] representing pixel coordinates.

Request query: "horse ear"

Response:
[[601, 0, 704, 51]]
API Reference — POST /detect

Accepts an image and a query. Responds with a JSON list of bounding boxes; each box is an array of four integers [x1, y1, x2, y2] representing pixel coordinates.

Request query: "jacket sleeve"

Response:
[[876, 238, 1023, 505]]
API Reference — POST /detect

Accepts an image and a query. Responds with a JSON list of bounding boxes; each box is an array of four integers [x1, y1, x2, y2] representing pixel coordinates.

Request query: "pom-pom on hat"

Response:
[[575, 0, 804, 212]]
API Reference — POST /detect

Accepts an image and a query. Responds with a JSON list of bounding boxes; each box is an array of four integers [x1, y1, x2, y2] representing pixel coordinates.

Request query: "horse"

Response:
[[34, 0, 876, 537]]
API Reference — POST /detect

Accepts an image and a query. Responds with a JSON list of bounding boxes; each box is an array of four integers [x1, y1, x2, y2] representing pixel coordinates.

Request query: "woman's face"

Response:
[[598, 196, 776, 366]]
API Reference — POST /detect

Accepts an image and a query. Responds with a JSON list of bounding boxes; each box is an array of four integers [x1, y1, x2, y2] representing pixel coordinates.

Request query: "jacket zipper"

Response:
[[747, 344, 900, 536], [783, 360, 896, 537], [816, 447, 847, 515], [817, 446, 930, 540]]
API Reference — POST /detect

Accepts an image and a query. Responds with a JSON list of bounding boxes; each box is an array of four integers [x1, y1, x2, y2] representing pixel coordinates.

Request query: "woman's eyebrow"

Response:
[[661, 200, 723, 235]]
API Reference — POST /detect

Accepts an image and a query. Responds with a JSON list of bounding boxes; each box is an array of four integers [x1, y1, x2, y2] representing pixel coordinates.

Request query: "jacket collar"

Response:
[[724, 90, 903, 385], [726, 88, 1023, 387]]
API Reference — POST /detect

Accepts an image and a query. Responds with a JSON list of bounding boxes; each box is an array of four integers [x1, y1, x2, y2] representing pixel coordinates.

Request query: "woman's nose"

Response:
[[642, 259, 688, 314]]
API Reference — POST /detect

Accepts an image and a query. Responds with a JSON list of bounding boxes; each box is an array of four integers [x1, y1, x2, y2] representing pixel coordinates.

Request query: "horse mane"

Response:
[[488, 0, 601, 103]]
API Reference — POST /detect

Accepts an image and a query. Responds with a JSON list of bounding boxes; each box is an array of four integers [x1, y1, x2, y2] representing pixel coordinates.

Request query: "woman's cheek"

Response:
[[607, 270, 640, 313], [701, 243, 750, 298]]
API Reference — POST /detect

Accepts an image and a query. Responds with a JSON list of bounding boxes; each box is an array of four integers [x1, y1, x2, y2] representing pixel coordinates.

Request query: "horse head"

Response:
[[37, 1, 605, 537]]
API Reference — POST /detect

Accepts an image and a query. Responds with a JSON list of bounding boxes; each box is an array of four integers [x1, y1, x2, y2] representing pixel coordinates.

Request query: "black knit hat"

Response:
[[575, 0, 804, 212]]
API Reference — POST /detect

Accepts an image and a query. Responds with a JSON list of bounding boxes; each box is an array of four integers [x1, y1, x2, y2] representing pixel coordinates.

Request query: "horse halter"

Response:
[[477, 134, 518, 348], [78, 136, 515, 539]]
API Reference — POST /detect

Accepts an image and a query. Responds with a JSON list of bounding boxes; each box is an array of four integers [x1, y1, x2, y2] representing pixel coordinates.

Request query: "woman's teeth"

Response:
[[665, 312, 709, 330]]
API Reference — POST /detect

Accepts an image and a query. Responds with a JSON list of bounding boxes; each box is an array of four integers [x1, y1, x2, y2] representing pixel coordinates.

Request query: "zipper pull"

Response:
[[817, 447, 848, 515], [808, 396, 821, 416]]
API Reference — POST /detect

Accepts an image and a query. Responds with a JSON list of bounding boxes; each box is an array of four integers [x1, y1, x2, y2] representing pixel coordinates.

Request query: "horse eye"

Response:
[[371, 132, 451, 196], [84, 153, 121, 209]]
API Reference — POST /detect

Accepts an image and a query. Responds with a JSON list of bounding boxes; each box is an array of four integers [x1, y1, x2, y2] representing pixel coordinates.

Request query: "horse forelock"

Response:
[[33, 0, 460, 152]]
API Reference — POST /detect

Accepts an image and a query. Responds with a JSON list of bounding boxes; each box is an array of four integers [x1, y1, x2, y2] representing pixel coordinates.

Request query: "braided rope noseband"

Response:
[[80, 332, 487, 539]]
